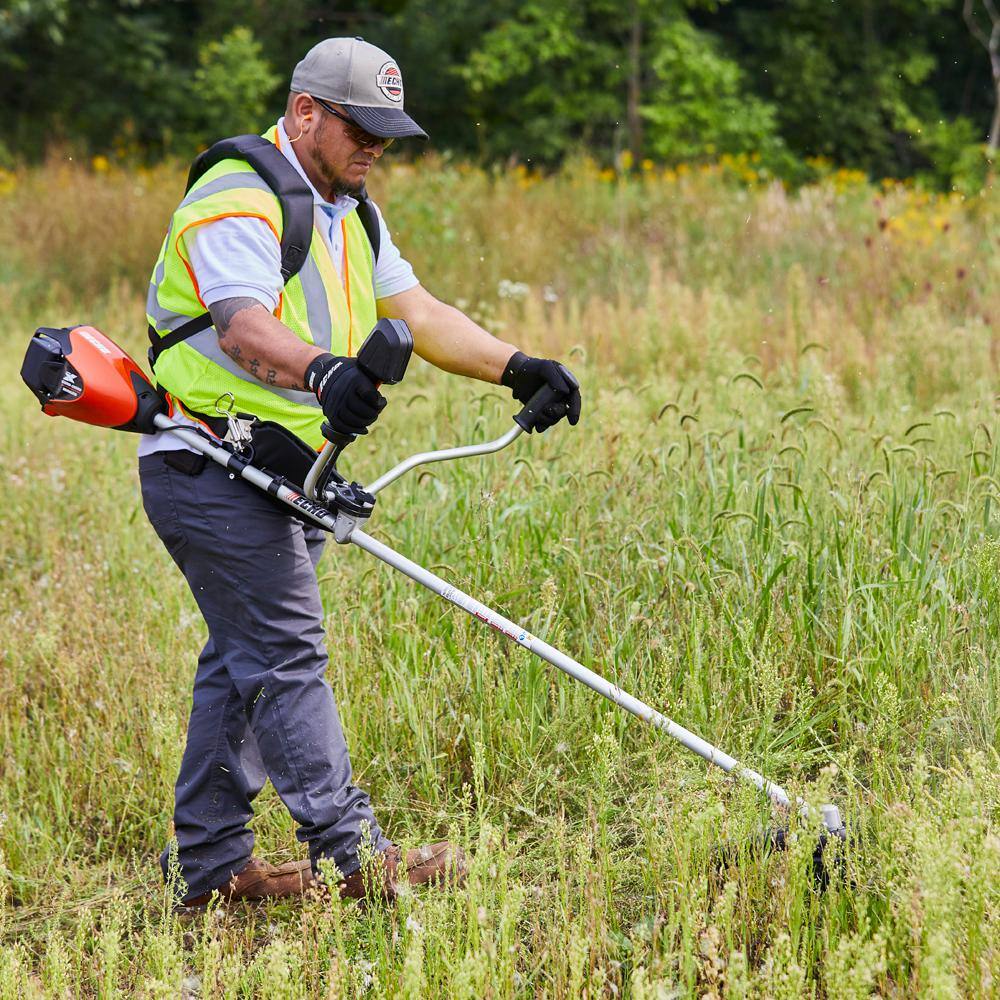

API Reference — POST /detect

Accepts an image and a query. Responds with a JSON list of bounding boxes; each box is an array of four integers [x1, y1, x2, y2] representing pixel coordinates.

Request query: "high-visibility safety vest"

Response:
[[146, 126, 377, 449]]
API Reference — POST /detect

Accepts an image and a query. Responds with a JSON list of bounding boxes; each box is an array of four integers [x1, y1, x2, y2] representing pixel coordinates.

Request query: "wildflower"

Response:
[[497, 279, 529, 300]]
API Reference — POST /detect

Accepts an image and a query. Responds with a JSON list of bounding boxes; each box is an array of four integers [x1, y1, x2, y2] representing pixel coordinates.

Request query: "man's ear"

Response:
[[288, 92, 314, 124], [287, 93, 315, 142]]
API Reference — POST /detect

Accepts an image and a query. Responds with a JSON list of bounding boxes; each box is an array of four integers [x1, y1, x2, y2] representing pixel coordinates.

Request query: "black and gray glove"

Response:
[[501, 351, 582, 432], [305, 352, 386, 437]]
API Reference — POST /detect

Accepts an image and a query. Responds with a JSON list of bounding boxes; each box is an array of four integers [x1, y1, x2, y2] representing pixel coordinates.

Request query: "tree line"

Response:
[[1, 0, 998, 188]]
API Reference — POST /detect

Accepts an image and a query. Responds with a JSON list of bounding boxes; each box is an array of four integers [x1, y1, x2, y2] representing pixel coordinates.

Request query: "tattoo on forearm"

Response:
[[207, 295, 292, 388], [210, 296, 267, 335]]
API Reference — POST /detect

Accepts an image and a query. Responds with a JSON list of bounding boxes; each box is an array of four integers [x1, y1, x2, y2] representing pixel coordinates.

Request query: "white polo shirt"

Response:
[[139, 117, 419, 456]]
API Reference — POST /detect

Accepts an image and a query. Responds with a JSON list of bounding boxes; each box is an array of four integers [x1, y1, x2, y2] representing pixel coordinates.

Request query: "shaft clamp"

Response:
[[320, 468, 376, 524]]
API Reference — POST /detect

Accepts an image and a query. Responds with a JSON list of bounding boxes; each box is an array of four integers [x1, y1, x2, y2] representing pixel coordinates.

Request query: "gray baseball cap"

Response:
[[290, 37, 428, 140]]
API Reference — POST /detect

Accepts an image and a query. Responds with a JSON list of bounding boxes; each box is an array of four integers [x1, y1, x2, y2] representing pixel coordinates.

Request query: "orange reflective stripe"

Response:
[[176, 399, 223, 439], [175, 211, 282, 311]]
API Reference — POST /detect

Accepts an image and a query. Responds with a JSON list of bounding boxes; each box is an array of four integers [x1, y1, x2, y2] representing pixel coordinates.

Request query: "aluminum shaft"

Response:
[[348, 526, 794, 810]]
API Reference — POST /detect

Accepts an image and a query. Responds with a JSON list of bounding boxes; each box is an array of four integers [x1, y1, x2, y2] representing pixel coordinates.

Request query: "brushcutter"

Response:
[[21, 321, 847, 867]]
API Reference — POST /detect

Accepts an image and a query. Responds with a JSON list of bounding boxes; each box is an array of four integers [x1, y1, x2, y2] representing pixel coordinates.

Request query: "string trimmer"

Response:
[[20, 320, 847, 874]]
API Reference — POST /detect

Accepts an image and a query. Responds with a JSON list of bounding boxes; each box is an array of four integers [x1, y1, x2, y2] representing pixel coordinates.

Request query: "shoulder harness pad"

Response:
[[186, 134, 313, 283]]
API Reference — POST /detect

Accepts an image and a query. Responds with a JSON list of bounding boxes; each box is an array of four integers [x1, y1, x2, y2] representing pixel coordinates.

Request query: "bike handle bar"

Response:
[[307, 382, 558, 500]]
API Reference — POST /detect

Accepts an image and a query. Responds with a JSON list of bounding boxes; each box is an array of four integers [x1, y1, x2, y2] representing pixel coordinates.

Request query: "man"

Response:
[[140, 36, 581, 908]]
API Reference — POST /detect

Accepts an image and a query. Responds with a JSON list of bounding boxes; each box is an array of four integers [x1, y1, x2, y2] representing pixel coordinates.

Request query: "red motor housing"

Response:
[[20, 325, 168, 434]]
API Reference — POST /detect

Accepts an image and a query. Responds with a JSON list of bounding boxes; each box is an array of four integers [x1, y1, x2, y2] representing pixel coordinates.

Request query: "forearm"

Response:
[[379, 288, 517, 384], [211, 297, 322, 389]]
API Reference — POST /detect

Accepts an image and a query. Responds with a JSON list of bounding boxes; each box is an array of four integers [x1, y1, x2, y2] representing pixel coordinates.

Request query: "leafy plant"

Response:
[[189, 27, 282, 145]]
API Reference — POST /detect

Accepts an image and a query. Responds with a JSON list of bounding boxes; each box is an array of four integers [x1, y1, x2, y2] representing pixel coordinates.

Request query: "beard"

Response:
[[316, 152, 367, 198], [314, 118, 369, 199], [330, 176, 367, 199]]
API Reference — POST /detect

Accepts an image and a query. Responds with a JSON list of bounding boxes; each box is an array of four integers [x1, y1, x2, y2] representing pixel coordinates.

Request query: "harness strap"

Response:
[[355, 195, 381, 263], [148, 313, 213, 367]]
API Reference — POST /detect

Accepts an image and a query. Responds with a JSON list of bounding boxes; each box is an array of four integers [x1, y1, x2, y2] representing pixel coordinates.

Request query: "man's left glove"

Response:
[[501, 351, 582, 432]]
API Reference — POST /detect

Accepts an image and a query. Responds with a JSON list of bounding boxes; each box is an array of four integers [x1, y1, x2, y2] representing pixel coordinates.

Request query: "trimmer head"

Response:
[[765, 820, 848, 891], [715, 804, 849, 891], [21, 326, 166, 434]]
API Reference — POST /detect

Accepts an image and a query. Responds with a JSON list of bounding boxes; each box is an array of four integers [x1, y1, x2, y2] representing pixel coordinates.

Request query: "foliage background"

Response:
[[1, 151, 999, 997], [0, 0, 997, 188]]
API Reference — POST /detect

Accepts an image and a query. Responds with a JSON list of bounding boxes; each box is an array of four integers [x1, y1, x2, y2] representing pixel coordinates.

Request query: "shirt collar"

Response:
[[276, 117, 358, 220]]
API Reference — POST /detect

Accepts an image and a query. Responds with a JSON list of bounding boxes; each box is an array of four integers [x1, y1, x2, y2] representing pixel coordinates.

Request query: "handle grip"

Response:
[[356, 317, 413, 384], [514, 382, 565, 433], [320, 318, 413, 447]]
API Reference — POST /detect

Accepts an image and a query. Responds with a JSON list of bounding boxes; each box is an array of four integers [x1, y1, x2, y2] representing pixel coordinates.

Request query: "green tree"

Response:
[[963, 0, 1000, 159], [641, 18, 784, 164], [457, 0, 624, 162], [452, 0, 782, 166], [0, 0, 202, 158], [189, 27, 282, 144], [698, 0, 992, 185]]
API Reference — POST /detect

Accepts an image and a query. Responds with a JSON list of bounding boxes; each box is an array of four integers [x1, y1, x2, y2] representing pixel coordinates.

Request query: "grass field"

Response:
[[1, 156, 999, 997]]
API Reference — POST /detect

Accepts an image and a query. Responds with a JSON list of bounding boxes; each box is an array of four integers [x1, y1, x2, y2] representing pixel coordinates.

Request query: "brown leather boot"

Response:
[[180, 857, 314, 910], [336, 842, 467, 901]]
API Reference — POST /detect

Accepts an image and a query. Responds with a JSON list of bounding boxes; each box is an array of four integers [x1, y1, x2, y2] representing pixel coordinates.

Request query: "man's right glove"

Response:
[[501, 351, 582, 432], [305, 352, 387, 437]]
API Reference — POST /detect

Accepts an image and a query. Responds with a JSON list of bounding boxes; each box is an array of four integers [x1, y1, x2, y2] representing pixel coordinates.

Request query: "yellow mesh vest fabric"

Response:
[[147, 127, 377, 449]]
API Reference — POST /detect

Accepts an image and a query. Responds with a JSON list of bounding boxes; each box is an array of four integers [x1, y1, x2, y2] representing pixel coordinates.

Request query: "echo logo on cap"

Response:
[[376, 61, 403, 102]]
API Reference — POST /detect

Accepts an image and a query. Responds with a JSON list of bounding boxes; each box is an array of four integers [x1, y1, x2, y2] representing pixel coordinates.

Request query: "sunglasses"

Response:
[[312, 97, 394, 150]]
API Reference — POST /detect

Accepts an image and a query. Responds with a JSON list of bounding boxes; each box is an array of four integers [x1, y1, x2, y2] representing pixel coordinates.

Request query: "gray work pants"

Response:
[[139, 451, 389, 899]]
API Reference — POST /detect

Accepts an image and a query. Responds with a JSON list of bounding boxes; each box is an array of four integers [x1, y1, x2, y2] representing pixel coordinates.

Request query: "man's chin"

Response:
[[331, 179, 367, 199]]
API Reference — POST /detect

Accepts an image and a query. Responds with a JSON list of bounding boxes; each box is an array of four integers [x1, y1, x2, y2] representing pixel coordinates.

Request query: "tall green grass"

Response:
[[0, 157, 998, 996]]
